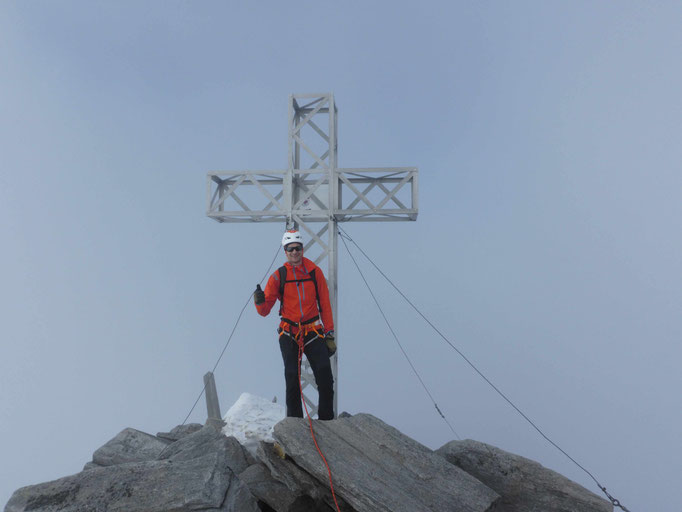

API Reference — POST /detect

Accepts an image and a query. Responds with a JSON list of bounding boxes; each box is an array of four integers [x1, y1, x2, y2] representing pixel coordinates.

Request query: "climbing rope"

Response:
[[293, 326, 342, 512], [339, 232, 462, 440], [338, 226, 632, 512], [180, 243, 282, 426], [181, 244, 342, 510]]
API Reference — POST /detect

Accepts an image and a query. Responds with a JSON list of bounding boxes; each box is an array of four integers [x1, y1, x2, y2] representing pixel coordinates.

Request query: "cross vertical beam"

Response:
[[287, 94, 339, 415], [206, 93, 418, 418]]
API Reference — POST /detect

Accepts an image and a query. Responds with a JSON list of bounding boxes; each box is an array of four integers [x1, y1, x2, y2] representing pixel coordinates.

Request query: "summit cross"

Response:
[[206, 93, 418, 416]]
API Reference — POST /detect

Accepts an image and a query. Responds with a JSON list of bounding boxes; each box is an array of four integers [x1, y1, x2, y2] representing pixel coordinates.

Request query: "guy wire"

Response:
[[337, 225, 631, 512], [339, 232, 461, 440], [180, 243, 282, 426]]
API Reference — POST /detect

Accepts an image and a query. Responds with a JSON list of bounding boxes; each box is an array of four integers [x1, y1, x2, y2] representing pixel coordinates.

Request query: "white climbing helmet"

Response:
[[281, 230, 304, 248]]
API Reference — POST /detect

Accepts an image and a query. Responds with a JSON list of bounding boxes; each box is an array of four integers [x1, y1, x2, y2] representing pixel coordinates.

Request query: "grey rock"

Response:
[[239, 463, 322, 512], [222, 436, 254, 474], [206, 418, 228, 431], [243, 445, 258, 467], [158, 425, 252, 474], [91, 427, 170, 466], [256, 441, 349, 511], [6, 407, 616, 512], [205, 474, 261, 512], [437, 439, 613, 512], [156, 422, 203, 442], [273, 414, 500, 512], [81, 461, 103, 471], [5, 450, 258, 512]]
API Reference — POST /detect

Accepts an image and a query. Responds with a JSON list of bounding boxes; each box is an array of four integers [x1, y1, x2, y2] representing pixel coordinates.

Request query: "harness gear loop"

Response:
[[281, 316, 323, 344], [293, 322, 305, 350]]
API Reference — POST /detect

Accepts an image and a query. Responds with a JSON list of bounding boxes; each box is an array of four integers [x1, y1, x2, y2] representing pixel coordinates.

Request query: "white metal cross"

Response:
[[206, 93, 418, 416]]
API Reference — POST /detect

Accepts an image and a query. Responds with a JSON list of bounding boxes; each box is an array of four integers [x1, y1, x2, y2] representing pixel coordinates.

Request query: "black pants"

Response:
[[279, 330, 335, 420]]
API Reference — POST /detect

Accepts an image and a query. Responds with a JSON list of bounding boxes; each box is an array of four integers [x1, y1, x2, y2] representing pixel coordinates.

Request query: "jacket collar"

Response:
[[285, 257, 312, 273]]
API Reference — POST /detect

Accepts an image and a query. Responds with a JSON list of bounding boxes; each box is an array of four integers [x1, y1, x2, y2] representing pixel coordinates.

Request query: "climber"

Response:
[[253, 230, 336, 420]]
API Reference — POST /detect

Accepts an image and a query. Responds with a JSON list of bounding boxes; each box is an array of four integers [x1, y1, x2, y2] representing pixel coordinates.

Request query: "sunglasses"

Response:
[[285, 245, 303, 253]]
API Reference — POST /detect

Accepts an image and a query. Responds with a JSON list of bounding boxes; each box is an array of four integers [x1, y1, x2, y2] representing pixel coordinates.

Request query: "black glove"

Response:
[[324, 330, 336, 356], [254, 284, 265, 305]]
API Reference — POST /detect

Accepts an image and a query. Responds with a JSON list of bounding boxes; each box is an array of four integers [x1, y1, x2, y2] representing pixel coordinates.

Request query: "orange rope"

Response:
[[295, 326, 341, 512]]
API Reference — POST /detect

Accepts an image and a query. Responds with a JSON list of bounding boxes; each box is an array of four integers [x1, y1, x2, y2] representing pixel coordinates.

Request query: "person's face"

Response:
[[284, 243, 303, 265]]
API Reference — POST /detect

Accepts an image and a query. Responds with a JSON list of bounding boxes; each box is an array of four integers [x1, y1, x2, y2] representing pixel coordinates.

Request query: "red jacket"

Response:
[[256, 257, 334, 334]]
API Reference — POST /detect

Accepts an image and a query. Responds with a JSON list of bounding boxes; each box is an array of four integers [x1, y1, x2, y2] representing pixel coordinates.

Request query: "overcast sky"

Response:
[[1, 2, 681, 510]]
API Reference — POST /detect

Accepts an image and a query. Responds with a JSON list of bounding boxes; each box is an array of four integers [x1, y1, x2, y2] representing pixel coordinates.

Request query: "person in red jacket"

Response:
[[253, 230, 336, 420]]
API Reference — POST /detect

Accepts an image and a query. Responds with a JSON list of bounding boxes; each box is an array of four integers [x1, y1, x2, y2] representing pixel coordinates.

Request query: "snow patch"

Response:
[[222, 392, 286, 455]]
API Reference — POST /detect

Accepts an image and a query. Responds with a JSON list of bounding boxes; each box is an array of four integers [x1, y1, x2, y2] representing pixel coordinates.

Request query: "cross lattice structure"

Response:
[[206, 93, 418, 416]]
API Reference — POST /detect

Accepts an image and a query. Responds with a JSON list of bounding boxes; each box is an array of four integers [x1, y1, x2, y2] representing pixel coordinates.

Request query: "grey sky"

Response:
[[1, 2, 680, 510]]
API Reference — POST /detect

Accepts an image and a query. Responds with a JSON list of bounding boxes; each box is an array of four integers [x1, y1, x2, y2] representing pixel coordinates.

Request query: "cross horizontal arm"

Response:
[[206, 167, 418, 223], [336, 167, 418, 221]]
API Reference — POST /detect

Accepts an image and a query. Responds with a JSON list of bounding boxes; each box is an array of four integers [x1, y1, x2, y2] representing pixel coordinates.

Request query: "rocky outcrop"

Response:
[[91, 427, 170, 467], [6, 425, 260, 512], [156, 422, 203, 442], [437, 439, 612, 512], [6, 453, 258, 512], [273, 414, 500, 512], [238, 462, 328, 512], [157, 424, 252, 473], [5, 410, 613, 512], [256, 440, 353, 511]]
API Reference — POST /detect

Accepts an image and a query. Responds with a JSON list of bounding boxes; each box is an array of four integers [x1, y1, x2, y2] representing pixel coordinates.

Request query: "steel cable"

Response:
[[339, 232, 461, 440], [180, 244, 282, 426], [338, 225, 631, 512]]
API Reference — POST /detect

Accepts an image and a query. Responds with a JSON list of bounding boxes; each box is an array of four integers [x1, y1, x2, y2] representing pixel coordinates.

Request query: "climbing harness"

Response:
[[279, 316, 323, 344], [338, 225, 633, 512], [292, 324, 342, 512]]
